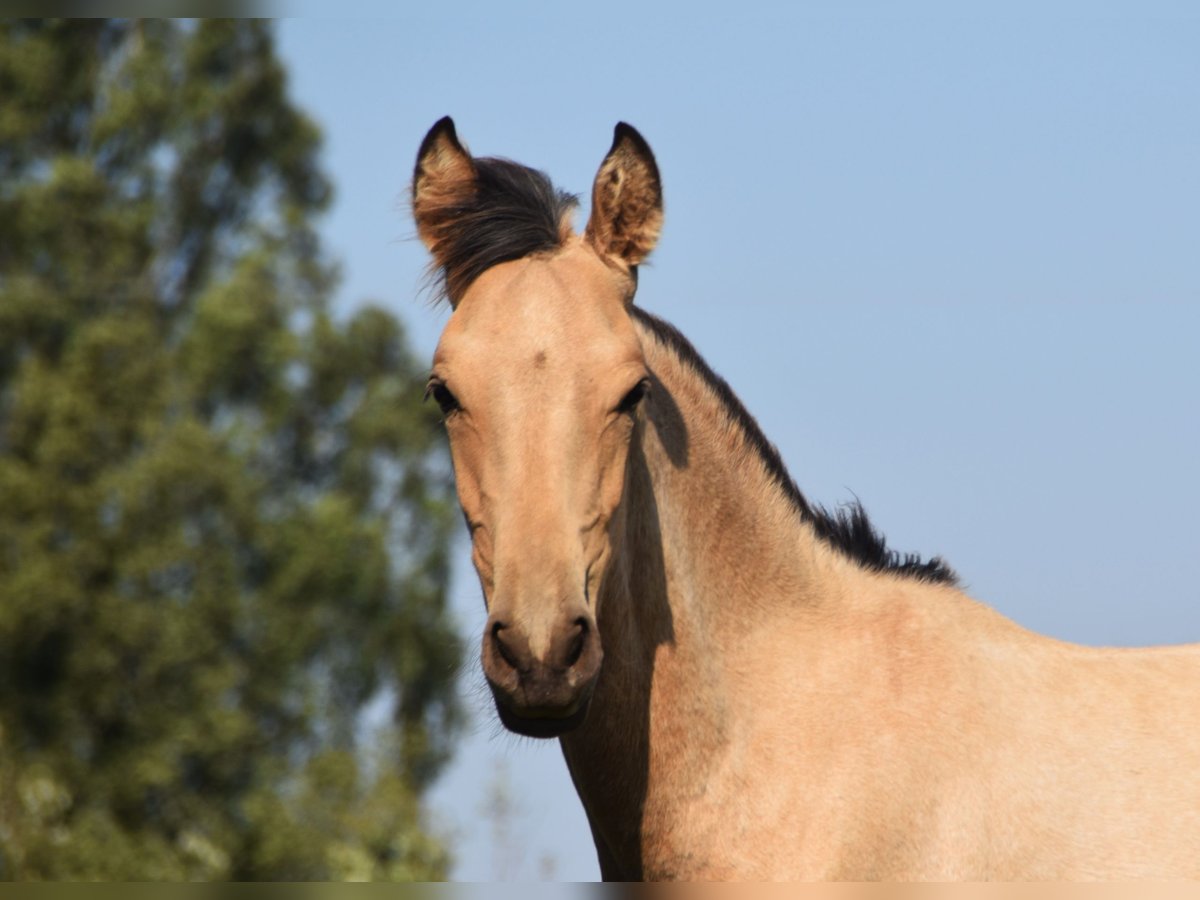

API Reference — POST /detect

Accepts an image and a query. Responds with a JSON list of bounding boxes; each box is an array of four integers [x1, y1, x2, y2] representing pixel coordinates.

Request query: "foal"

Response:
[[412, 117, 1200, 880]]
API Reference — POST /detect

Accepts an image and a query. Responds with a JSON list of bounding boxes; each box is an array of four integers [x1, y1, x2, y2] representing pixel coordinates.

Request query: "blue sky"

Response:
[[277, 6, 1199, 880]]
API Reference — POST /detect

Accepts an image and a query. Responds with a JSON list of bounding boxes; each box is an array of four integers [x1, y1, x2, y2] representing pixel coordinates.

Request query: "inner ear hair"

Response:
[[586, 122, 663, 266]]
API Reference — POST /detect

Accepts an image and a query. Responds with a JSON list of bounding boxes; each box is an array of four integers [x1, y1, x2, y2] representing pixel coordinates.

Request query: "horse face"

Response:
[[414, 119, 662, 736], [432, 244, 646, 735]]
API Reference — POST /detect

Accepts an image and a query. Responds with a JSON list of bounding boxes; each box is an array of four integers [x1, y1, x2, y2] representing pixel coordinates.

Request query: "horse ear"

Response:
[[585, 123, 663, 267], [412, 116, 477, 261]]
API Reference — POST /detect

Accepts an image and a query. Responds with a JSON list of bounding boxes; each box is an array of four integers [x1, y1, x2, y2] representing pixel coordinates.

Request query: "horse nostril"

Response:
[[565, 617, 589, 668], [491, 621, 522, 671]]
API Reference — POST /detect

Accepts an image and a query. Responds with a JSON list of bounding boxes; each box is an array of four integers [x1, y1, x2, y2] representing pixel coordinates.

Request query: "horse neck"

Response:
[[620, 327, 830, 642], [560, 316, 851, 877]]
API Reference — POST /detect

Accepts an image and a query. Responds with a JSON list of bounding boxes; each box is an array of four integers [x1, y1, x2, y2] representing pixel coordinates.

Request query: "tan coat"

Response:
[[413, 116, 1200, 881]]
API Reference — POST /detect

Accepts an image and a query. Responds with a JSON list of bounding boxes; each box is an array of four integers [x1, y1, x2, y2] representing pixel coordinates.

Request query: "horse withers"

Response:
[[411, 116, 1200, 880]]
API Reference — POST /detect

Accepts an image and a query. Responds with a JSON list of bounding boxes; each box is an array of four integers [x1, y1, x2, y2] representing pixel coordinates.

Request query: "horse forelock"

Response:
[[420, 156, 579, 306]]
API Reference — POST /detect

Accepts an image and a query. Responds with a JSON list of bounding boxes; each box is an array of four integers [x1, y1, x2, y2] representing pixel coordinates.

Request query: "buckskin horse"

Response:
[[410, 117, 1200, 880]]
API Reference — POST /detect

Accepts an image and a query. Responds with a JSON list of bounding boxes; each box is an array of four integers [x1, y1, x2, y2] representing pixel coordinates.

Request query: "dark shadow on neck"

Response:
[[560, 413, 677, 881], [645, 367, 688, 468]]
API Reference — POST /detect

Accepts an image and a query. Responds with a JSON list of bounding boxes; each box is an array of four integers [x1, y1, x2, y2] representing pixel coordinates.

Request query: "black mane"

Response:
[[631, 308, 958, 585], [425, 157, 577, 304]]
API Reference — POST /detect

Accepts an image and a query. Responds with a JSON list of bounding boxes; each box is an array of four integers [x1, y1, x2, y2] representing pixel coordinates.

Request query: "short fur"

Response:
[[416, 118, 1200, 881], [632, 307, 957, 584]]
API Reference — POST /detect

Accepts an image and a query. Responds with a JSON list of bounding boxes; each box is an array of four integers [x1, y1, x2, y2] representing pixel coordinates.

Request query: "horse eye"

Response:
[[425, 380, 460, 416], [617, 378, 650, 414]]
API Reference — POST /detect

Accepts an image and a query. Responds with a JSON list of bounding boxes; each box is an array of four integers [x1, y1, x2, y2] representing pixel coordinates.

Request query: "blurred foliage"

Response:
[[0, 20, 461, 879]]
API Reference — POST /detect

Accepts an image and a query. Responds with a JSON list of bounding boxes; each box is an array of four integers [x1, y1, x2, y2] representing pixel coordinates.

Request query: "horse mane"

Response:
[[631, 308, 959, 586], [421, 157, 578, 304], [423, 157, 957, 585]]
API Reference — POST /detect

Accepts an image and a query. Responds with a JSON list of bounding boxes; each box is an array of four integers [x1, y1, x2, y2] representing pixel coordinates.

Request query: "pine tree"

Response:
[[0, 19, 461, 879]]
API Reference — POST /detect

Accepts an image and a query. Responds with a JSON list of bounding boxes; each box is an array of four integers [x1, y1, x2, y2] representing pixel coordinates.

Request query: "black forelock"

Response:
[[427, 157, 578, 304]]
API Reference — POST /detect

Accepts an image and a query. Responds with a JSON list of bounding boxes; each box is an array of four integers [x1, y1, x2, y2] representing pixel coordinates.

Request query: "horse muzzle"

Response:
[[481, 611, 603, 738]]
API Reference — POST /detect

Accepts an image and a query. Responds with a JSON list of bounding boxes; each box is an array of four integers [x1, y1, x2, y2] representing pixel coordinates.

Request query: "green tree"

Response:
[[0, 20, 461, 879]]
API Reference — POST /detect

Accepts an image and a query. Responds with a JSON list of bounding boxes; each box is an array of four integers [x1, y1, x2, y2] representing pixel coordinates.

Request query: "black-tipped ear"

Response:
[[585, 123, 663, 266], [412, 116, 477, 257]]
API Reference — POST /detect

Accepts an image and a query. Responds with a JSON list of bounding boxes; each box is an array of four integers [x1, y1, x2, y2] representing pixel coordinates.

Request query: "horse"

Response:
[[410, 117, 1200, 880]]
